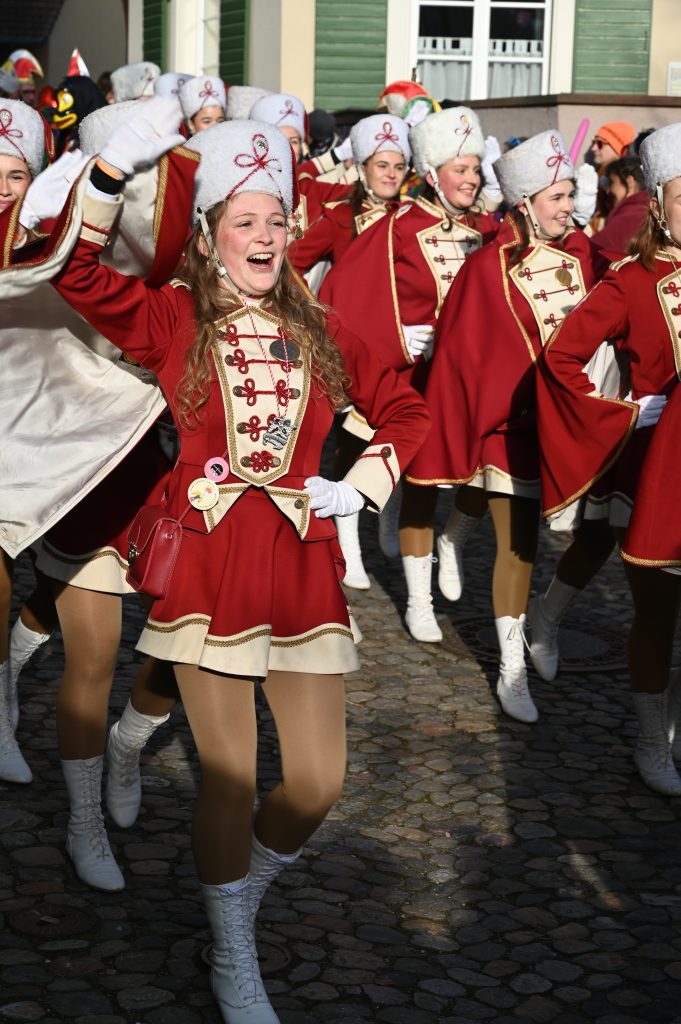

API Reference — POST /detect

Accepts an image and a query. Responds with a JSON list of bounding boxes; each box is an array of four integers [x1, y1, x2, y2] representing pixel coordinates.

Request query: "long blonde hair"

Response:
[[176, 200, 350, 430]]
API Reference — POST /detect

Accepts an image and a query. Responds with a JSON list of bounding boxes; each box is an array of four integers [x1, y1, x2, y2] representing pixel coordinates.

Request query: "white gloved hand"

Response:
[[304, 477, 365, 519], [333, 136, 353, 163], [626, 392, 667, 429], [18, 148, 90, 230], [99, 95, 185, 177], [572, 163, 598, 227], [481, 135, 502, 201], [403, 323, 435, 361]]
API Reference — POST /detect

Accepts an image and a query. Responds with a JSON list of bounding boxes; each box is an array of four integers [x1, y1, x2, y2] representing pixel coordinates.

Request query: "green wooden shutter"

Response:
[[572, 0, 651, 94], [143, 0, 167, 72], [315, 0, 388, 110], [220, 0, 250, 84]]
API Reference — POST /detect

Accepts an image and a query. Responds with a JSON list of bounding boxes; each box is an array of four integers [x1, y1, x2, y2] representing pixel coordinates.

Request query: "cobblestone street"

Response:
[[2, 491, 681, 1024]]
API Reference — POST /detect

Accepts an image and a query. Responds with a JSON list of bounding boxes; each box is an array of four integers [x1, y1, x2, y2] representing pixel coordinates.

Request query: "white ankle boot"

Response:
[[437, 508, 481, 602], [8, 617, 51, 733], [668, 668, 681, 760], [201, 877, 279, 1023], [495, 615, 538, 723], [378, 482, 402, 559], [249, 833, 301, 935], [0, 663, 32, 783], [62, 756, 125, 891], [527, 577, 579, 681], [633, 691, 681, 796], [336, 512, 370, 590], [106, 700, 170, 828], [403, 555, 443, 642]]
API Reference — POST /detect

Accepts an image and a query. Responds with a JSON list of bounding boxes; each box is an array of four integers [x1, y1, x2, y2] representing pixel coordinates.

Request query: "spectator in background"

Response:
[[590, 156, 648, 275], [588, 120, 637, 234], [97, 72, 114, 105], [308, 108, 337, 158]]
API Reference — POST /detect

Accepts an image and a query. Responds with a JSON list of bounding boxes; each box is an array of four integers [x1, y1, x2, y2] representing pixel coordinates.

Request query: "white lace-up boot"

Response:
[[249, 833, 301, 935], [668, 668, 681, 760], [633, 691, 681, 796], [527, 577, 579, 681], [8, 618, 51, 733], [403, 555, 443, 642], [201, 876, 279, 1023], [336, 512, 370, 590], [495, 615, 538, 723], [106, 700, 170, 827], [437, 508, 482, 602], [378, 482, 402, 559], [62, 756, 125, 891], [0, 663, 32, 783]]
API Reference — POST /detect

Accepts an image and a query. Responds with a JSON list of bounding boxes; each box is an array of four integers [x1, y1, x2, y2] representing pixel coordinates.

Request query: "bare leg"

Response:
[[130, 657, 180, 716], [488, 494, 540, 618], [20, 568, 58, 635], [623, 561, 681, 694], [0, 551, 13, 662], [332, 423, 367, 481], [555, 519, 616, 589], [399, 480, 439, 557], [455, 483, 488, 519]]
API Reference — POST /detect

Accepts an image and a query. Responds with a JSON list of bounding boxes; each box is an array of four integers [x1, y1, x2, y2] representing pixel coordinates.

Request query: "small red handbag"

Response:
[[125, 503, 191, 599]]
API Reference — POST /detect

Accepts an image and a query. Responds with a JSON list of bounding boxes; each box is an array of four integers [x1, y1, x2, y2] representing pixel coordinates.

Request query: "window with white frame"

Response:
[[415, 0, 551, 103], [200, 0, 220, 75]]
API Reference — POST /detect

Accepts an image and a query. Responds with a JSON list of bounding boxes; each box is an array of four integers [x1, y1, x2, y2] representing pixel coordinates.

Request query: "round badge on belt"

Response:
[[204, 456, 229, 482], [188, 477, 220, 511]]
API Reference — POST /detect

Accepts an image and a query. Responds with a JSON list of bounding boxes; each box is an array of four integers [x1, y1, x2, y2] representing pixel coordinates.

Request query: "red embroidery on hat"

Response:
[[454, 114, 472, 158], [547, 135, 569, 184], [275, 99, 297, 126], [199, 79, 220, 106], [225, 134, 284, 205], [373, 121, 400, 154], [0, 110, 26, 163]]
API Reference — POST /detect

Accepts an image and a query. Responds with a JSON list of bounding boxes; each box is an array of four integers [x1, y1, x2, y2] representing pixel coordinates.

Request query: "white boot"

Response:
[[527, 577, 579, 682], [668, 667, 681, 760], [8, 618, 51, 733], [495, 615, 538, 723], [62, 756, 125, 891], [378, 482, 402, 559], [105, 700, 170, 828], [633, 691, 681, 796], [201, 877, 279, 1023], [335, 512, 370, 590], [249, 833, 301, 935], [437, 507, 482, 602], [0, 663, 32, 783], [403, 555, 443, 642]]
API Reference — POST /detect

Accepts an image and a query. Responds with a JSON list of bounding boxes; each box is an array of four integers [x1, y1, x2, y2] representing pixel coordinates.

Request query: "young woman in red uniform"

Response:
[[322, 106, 498, 634], [179, 75, 227, 134], [50, 110, 429, 1023], [409, 130, 593, 723], [537, 122, 681, 795]]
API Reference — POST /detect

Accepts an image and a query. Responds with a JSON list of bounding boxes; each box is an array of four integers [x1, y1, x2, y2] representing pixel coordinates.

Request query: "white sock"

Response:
[[541, 576, 579, 620]]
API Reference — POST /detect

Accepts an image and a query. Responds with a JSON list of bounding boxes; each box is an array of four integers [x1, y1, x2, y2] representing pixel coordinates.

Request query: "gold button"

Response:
[[381, 447, 392, 458], [294, 498, 304, 509]]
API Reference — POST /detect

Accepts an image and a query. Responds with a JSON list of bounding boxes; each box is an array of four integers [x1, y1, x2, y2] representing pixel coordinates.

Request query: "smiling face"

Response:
[[652, 176, 681, 254], [278, 124, 302, 162], [0, 154, 31, 214], [190, 105, 225, 134], [363, 150, 407, 202], [201, 192, 288, 298], [519, 178, 576, 239], [426, 155, 481, 210]]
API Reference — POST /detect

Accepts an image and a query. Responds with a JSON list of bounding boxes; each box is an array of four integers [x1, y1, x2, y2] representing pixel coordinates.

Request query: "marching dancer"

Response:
[[322, 107, 497, 632], [538, 122, 681, 793], [179, 75, 227, 135], [110, 61, 160, 102]]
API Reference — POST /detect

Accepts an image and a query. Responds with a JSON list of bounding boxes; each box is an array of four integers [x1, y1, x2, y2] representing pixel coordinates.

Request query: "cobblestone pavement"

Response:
[[3, 490, 681, 1024]]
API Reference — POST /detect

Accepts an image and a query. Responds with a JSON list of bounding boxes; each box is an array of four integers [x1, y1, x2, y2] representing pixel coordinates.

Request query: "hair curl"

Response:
[[175, 201, 350, 430], [628, 204, 665, 272]]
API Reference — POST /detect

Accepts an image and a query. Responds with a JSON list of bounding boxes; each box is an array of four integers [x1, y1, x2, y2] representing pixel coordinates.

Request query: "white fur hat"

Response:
[[409, 106, 485, 177], [79, 100, 144, 155], [186, 119, 296, 226], [494, 130, 574, 207], [180, 76, 227, 120], [0, 99, 44, 177], [249, 93, 306, 138], [111, 62, 160, 102], [155, 72, 194, 98], [350, 114, 410, 166], [226, 85, 272, 120], [640, 122, 681, 197]]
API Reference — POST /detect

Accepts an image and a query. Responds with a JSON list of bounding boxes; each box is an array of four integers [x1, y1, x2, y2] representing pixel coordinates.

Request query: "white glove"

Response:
[[481, 135, 502, 201], [304, 477, 364, 519], [18, 148, 90, 230], [403, 324, 435, 361], [572, 163, 598, 227], [99, 95, 185, 177], [626, 392, 667, 429], [333, 136, 353, 163]]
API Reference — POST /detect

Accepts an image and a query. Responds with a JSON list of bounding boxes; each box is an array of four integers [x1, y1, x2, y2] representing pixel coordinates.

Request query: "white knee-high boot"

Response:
[[8, 618, 51, 733], [495, 615, 538, 723], [249, 833, 301, 935], [335, 512, 370, 590], [403, 554, 443, 642], [0, 662, 32, 784], [633, 690, 681, 796], [527, 576, 579, 681], [62, 756, 124, 891], [201, 876, 279, 1023], [668, 667, 681, 760], [106, 700, 170, 828], [378, 482, 402, 559], [437, 507, 482, 602]]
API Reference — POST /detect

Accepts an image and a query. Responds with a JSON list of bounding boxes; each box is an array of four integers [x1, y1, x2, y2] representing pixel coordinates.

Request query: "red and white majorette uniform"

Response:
[[50, 120, 430, 677]]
